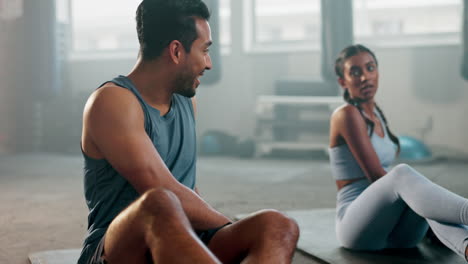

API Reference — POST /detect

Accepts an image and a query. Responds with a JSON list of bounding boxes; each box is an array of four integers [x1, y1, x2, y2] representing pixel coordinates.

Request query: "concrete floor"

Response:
[[0, 153, 467, 264]]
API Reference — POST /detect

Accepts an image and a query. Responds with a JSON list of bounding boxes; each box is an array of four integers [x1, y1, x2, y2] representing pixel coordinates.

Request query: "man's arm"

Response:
[[83, 85, 230, 230]]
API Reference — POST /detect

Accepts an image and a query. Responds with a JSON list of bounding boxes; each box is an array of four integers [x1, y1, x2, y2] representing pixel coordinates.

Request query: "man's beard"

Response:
[[174, 69, 197, 98]]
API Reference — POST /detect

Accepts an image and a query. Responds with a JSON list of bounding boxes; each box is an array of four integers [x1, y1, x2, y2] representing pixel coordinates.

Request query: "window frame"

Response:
[[242, 0, 322, 54], [68, 0, 233, 60], [352, 0, 462, 48], [67, 0, 463, 59], [243, 0, 462, 55]]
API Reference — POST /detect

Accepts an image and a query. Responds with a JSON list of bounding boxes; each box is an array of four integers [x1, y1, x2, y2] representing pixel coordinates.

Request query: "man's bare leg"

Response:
[[102, 188, 220, 264], [208, 209, 300, 264]]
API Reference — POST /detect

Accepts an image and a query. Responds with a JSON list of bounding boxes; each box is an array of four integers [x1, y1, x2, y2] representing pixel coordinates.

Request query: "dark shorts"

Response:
[[195, 222, 232, 245], [88, 222, 232, 264], [88, 234, 107, 264]]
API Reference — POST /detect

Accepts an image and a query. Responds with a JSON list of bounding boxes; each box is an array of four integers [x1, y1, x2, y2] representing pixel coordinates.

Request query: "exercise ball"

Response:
[[398, 135, 432, 161]]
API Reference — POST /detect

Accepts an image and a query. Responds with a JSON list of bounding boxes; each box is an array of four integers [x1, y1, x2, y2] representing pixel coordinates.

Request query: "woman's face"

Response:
[[339, 52, 379, 102]]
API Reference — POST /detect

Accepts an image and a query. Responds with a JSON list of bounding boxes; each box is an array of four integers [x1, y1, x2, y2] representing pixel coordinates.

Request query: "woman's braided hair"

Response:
[[335, 44, 400, 151]]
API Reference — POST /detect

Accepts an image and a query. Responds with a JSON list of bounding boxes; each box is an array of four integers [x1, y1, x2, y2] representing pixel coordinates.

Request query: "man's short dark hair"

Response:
[[136, 0, 211, 61]]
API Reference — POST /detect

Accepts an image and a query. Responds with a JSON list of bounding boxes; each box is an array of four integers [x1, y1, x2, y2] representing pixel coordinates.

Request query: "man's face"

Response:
[[174, 18, 212, 98]]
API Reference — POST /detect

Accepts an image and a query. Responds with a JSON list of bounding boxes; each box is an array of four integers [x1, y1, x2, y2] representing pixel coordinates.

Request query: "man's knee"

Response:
[[139, 188, 182, 217], [253, 209, 300, 243]]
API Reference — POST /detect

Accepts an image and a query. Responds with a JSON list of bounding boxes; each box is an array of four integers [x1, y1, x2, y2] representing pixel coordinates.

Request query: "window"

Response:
[[219, 0, 231, 53], [71, 0, 231, 56], [353, 0, 462, 46], [71, 0, 140, 55], [0, 0, 23, 20], [246, 0, 321, 52], [56, 0, 69, 24]]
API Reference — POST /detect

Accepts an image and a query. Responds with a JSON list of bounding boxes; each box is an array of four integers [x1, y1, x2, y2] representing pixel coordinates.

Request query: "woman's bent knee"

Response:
[[392, 163, 412, 174], [387, 163, 420, 183]]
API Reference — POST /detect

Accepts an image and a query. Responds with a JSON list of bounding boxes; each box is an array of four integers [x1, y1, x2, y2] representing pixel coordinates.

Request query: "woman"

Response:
[[329, 44, 468, 261]]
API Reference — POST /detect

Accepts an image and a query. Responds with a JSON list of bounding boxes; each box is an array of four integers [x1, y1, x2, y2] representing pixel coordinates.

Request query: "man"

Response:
[[78, 0, 299, 263]]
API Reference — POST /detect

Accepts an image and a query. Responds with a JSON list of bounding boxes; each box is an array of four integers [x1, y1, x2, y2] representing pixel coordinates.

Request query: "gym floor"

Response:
[[0, 152, 467, 264]]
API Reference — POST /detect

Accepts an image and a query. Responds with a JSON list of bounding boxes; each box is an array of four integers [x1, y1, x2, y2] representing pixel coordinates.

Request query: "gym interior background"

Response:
[[0, 0, 467, 156], [0, 1, 468, 263]]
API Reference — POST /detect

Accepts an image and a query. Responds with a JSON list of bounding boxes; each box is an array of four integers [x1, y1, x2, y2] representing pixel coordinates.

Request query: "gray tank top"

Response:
[[328, 108, 397, 180], [78, 75, 197, 263]]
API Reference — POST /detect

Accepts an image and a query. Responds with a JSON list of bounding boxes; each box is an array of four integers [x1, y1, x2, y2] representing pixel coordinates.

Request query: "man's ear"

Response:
[[168, 40, 184, 64]]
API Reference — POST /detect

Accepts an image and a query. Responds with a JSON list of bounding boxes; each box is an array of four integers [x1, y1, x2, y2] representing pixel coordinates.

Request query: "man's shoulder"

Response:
[[89, 84, 137, 107], [96, 82, 132, 96], [84, 83, 142, 123]]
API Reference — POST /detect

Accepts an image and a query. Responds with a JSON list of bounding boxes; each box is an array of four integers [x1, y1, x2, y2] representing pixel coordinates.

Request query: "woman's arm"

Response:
[[331, 105, 387, 182]]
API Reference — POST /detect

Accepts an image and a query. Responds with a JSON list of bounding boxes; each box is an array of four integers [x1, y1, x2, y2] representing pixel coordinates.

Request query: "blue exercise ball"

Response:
[[201, 134, 221, 155], [398, 135, 432, 161]]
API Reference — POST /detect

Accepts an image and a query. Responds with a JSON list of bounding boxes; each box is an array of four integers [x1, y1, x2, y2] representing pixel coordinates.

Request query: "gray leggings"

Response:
[[336, 164, 468, 259]]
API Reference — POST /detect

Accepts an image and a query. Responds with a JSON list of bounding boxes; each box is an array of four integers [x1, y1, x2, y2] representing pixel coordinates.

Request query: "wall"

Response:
[[377, 46, 468, 152]]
